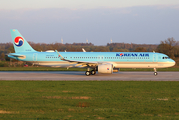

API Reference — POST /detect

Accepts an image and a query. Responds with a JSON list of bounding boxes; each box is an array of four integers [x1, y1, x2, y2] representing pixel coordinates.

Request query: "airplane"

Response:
[[8, 29, 175, 76]]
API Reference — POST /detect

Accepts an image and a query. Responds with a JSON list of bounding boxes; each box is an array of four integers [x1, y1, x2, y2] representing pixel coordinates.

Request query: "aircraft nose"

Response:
[[171, 59, 176, 66]]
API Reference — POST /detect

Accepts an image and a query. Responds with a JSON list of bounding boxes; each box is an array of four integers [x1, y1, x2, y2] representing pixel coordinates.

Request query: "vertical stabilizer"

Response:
[[10, 29, 36, 53]]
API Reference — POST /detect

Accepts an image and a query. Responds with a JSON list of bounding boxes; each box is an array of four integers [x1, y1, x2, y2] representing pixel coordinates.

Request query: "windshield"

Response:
[[162, 57, 170, 59]]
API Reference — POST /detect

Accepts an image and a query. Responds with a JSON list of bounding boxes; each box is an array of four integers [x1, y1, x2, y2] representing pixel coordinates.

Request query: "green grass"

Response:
[[0, 67, 179, 71], [0, 81, 179, 119]]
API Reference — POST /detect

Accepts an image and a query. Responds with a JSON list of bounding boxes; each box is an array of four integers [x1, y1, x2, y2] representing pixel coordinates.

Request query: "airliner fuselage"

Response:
[[8, 29, 176, 76]]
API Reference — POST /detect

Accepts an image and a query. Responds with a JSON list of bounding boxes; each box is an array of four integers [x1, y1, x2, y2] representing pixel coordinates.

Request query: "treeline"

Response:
[[0, 38, 179, 61], [157, 38, 179, 58], [107, 43, 157, 52], [29, 42, 158, 52]]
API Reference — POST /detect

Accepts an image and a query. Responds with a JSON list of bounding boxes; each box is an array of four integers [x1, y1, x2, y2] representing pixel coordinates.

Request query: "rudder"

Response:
[[10, 29, 36, 53]]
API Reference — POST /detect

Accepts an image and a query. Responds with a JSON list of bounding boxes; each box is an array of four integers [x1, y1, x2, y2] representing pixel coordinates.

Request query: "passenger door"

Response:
[[153, 54, 158, 62], [33, 53, 38, 62]]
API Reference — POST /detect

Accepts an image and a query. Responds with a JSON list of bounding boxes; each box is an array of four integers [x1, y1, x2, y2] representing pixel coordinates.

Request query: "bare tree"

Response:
[[157, 37, 178, 58]]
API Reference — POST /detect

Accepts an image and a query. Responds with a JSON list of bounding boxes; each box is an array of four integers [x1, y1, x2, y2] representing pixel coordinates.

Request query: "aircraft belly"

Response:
[[31, 61, 174, 68], [32, 61, 85, 68], [32, 61, 70, 67], [114, 63, 155, 68], [114, 62, 174, 68]]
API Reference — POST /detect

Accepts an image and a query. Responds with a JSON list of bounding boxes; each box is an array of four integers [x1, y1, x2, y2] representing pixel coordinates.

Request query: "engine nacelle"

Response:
[[98, 64, 113, 74]]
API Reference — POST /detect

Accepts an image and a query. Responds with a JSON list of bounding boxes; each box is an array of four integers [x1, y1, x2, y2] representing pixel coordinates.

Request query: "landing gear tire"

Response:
[[85, 71, 91, 76], [153, 68, 158, 76], [154, 72, 158, 76], [91, 70, 96, 75]]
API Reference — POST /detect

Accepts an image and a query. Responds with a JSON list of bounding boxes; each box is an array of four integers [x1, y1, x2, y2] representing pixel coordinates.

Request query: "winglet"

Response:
[[82, 48, 86, 52], [55, 50, 65, 60]]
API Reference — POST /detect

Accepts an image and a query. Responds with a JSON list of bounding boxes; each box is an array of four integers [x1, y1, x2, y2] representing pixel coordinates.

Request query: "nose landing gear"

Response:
[[154, 68, 158, 76]]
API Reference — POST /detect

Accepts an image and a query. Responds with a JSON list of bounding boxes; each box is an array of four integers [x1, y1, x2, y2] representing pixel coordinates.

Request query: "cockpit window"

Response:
[[162, 57, 170, 59]]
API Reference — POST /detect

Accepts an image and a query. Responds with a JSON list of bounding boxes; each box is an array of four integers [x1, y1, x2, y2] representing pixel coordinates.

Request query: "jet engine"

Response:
[[98, 63, 113, 74]]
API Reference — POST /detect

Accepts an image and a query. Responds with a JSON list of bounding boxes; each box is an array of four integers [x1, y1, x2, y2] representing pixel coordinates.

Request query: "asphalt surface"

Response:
[[0, 71, 178, 81]]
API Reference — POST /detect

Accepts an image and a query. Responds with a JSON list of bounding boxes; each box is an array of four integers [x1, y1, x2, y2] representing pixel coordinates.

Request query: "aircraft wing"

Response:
[[55, 50, 98, 67]]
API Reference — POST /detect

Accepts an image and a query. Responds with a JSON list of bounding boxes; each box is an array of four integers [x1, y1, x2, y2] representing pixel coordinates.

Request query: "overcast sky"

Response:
[[1, 0, 179, 9], [0, 0, 179, 45]]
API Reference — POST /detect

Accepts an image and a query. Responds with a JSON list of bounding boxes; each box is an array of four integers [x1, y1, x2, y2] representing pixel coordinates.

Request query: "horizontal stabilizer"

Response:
[[8, 53, 25, 58]]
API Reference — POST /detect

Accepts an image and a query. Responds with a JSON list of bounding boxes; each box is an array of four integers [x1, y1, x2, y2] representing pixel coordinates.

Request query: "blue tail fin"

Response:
[[10, 29, 36, 53]]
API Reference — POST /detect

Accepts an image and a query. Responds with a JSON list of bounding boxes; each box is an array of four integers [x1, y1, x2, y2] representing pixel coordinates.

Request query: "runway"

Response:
[[0, 71, 178, 81]]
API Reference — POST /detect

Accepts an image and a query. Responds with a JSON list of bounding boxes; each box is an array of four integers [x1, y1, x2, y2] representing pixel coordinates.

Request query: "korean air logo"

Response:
[[14, 37, 24, 47], [120, 53, 124, 56], [116, 53, 149, 57]]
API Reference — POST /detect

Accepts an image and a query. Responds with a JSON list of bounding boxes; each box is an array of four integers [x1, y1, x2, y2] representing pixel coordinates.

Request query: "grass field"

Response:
[[0, 67, 179, 71], [0, 81, 179, 119]]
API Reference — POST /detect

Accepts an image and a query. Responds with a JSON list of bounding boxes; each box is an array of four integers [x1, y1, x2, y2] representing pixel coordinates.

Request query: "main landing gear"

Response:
[[91, 70, 96, 75], [85, 68, 96, 76], [85, 71, 91, 76], [154, 68, 158, 76]]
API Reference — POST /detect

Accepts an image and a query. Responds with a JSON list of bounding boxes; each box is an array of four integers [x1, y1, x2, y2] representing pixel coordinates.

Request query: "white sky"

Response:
[[1, 0, 179, 9]]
